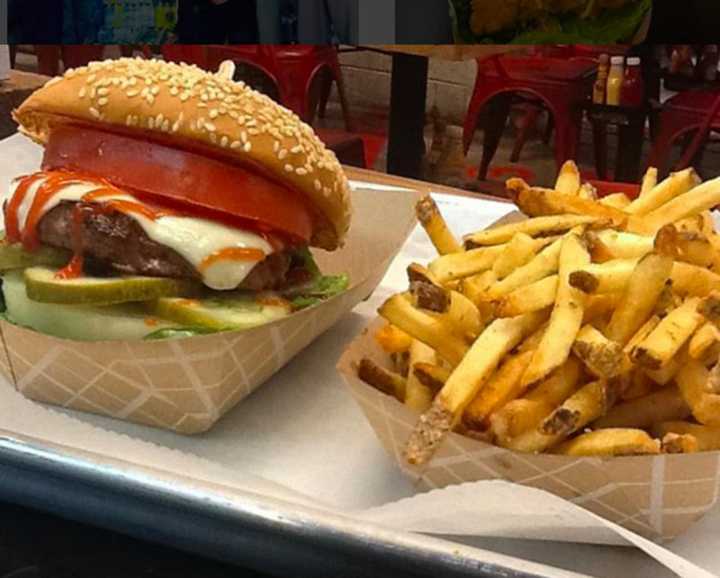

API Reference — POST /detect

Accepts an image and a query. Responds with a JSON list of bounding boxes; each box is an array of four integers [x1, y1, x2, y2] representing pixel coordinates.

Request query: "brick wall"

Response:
[[336, 51, 476, 124]]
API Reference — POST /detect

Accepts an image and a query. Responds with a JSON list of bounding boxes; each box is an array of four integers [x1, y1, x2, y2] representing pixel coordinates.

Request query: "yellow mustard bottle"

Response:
[[606, 56, 625, 106]]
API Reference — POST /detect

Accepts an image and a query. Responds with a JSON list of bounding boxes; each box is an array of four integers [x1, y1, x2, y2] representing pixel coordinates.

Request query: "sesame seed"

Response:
[[172, 120, 181, 133], [220, 136, 229, 147], [78, 87, 87, 98], [209, 109, 218, 119], [156, 113, 164, 126], [87, 74, 96, 83], [296, 168, 307, 176], [162, 120, 170, 132], [98, 97, 109, 106], [170, 87, 179, 96], [148, 117, 155, 129], [285, 164, 294, 173], [151, 86, 160, 95], [291, 145, 302, 154], [126, 89, 139, 97], [180, 92, 190, 102], [273, 141, 280, 153], [314, 180, 322, 191], [89, 107, 100, 119], [278, 149, 288, 160], [243, 142, 252, 153], [231, 141, 241, 149], [98, 87, 109, 96], [209, 133, 217, 144], [126, 114, 133, 126]]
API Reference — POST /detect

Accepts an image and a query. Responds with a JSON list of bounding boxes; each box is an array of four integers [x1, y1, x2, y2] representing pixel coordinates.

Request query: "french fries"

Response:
[[555, 160, 581, 195], [593, 388, 690, 429], [625, 168, 700, 216], [464, 214, 605, 247], [405, 311, 546, 464], [631, 298, 704, 370], [604, 253, 674, 345], [378, 294, 469, 366], [520, 234, 589, 387], [404, 340, 437, 412], [676, 360, 720, 426], [357, 162, 720, 464], [416, 195, 462, 255], [554, 429, 660, 456], [653, 421, 720, 451], [572, 325, 623, 378], [508, 178, 629, 227]]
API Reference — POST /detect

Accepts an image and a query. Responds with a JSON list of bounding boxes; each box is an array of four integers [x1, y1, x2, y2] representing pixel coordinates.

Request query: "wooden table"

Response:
[[0, 70, 49, 139], [360, 46, 516, 180]]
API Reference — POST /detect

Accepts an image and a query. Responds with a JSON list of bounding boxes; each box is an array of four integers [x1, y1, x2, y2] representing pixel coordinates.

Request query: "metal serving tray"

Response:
[[0, 430, 590, 578]]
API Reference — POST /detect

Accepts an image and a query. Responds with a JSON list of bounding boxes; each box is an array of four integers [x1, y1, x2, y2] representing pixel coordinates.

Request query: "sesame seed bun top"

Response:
[[13, 58, 352, 251]]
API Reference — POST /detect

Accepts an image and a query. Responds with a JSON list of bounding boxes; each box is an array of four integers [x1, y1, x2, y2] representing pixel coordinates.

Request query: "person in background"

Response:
[[297, 0, 358, 44], [177, 0, 259, 43]]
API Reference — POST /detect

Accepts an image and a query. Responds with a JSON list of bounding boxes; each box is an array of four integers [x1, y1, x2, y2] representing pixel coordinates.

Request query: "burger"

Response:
[[450, 0, 651, 44], [1, 58, 351, 341]]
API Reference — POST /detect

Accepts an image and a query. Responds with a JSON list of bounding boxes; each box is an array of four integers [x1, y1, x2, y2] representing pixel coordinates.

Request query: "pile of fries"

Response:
[[358, 161, 720, 465]]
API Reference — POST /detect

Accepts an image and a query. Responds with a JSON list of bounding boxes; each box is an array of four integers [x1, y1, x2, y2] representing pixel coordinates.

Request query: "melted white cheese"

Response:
[[8, 175, 273, 291]]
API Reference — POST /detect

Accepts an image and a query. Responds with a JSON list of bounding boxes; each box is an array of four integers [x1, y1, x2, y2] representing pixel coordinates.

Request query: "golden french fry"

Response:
[[640, 167, 658, 197], [555, 160, 581, 195], [689, 322, 720, 359], [554, 429, 660, 457], [375, 323, 413, 354], [676, 359, 720, 426], [625, 168, 700, 216], [492, 233, 539, 279], [407, 263, 442, 286], [412, 362, 450, 393], [631, 298, 704, 370], [378, 294, 469, 366], [521, 234, 589, 387], [428, 245, 506, 283], [640, 176, 720, 234], [585, 230, 654, 262], [495, 275, 558, 318], [620, 370, 654, 401], [357, 358, 406, 401], [485, 238, 563, 301], [577, 182, 598, 201], [404, 340, 437, 412], [410, 281, 483, 341], [592, 387, 690, 429], [491, 357, 582, 444], [507, 379, 619, 453], [569, 258, 639, 294], [698, 291, 720, 325], [507, 178, 629, 226], [671, 261, 720, 297], [643, 353, 684, 385], [463, 350, 534, 429], [624, 315, 661, 352], [598, 193, 631, 209], [458, 270, 497, 324], [604, 252, 674, 345], [404, 310, 547, 465], [661, 433, 699, 454], [583, 292, 624, 324], [653, 421, 720, 451], [660, 227, 720, 269], [464, 215, 608, 247], [572, 324, 623, 378], [416, 196, 462, 255]]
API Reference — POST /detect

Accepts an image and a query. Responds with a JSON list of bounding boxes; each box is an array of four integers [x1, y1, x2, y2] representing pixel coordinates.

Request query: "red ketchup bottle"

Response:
[[621, 57, 644, 108]]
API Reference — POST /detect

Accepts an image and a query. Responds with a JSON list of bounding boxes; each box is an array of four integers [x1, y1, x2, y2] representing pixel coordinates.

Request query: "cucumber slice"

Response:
[[0, 242, 70, 271], [24, 267, 201, 306], [150, 293, 291, 331], [2, 271, 177, 341]]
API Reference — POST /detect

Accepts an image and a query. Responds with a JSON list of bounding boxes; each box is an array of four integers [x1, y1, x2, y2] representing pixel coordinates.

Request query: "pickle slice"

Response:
[[24, 267, 201, 306], [2, 271, 177, 341], [150, 294, 292, 331], [0, 242, 70, 271]]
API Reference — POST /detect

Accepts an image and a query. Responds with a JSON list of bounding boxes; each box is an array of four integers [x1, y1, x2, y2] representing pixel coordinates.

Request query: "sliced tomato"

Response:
[[42, 125, 314, 243]]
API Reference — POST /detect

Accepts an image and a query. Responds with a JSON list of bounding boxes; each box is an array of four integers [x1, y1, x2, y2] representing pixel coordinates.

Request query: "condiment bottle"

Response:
[[621, 57, 644, 107], [593, 54, 610, 104], [697, 45, 719, 82], [606, 56, 625, 106]]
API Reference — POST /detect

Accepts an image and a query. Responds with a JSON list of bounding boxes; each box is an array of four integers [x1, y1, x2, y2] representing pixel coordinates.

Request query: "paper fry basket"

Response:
[[0, 185, 420, 435], [338, 318, 720, 542]]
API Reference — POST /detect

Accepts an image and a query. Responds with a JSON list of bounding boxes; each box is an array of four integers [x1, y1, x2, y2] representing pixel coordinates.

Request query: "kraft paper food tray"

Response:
[[0, 183, 420, 435], [339, 317, 720, 543]]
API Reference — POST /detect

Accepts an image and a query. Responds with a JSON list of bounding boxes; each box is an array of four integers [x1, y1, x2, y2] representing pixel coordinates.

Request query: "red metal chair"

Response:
[[163, 45, 352, 131], [463, 53, 596, 180], [647, 91, 720, 176], [33, 45, 105, 76]]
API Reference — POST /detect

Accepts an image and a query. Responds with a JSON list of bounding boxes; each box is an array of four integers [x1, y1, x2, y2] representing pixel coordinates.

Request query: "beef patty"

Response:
[[37, 202, 292, 291]]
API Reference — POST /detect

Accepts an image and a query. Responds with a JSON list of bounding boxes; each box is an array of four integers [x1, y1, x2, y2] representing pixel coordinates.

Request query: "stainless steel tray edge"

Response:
[[0, 430, 592, 578]]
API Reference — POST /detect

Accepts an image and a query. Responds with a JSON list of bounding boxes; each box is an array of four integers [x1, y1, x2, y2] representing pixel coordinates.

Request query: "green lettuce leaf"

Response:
[[288, 273, 350, 311], [144, 326, 221, 341]]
